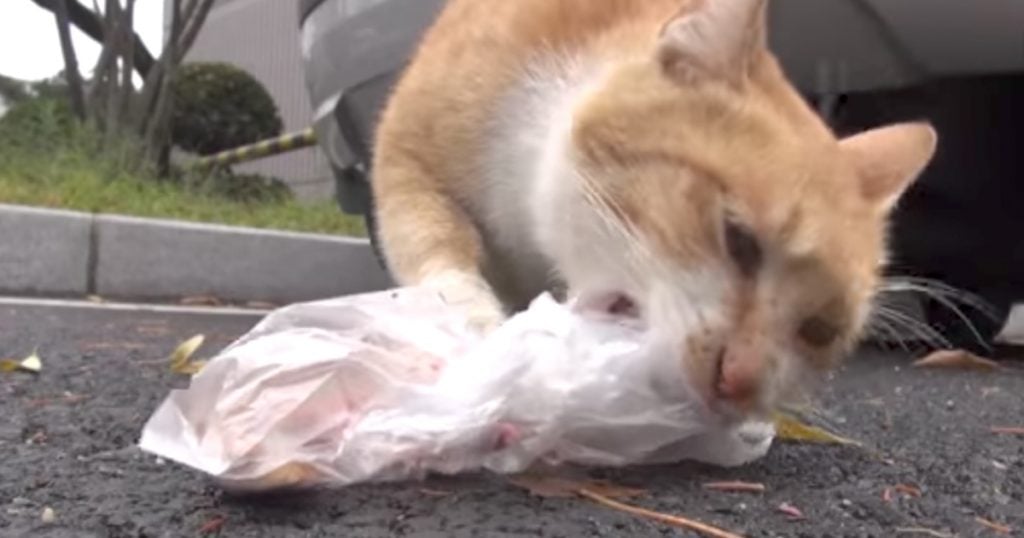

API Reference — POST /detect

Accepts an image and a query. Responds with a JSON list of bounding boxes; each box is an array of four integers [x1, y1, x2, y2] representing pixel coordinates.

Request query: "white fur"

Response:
[[457, 47, 826, 418], [470, 50, 729, 341], [470, 53, 605, 302]]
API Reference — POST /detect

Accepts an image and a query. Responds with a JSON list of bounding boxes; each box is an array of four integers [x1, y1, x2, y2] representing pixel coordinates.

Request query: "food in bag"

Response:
[[139, 287, 774, 492]]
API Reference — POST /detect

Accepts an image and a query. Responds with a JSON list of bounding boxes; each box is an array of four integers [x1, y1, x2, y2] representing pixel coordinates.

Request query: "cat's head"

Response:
[[558, 0, 937, 421]]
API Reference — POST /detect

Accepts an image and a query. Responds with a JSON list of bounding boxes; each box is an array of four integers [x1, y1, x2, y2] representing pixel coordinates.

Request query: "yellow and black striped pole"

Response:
[[193, 127, 318, 170]]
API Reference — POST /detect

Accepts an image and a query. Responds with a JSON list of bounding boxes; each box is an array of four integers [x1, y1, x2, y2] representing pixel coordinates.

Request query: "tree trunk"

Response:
[[137, 0, 215, 176], [139, 0, 181, 174], [30, 0, 156, 78], [175, 0, 217, 64], [33, 0, 216, 179], [117, 0, 136, 125], [52, 0, 86, 120], [102, 0, 123, 140]]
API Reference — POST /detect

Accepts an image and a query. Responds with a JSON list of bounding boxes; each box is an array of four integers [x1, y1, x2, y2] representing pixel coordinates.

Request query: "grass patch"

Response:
[[0, 167, 367, 236], [0, 99, 366, 236]]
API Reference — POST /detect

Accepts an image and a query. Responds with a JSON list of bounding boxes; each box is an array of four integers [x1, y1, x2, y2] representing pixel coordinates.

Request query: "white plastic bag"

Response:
[[139, 287, 774, 492]]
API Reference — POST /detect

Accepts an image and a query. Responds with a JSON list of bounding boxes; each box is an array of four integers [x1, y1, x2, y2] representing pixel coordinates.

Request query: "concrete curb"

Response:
[[1, 204, 1020, 346], [0, 205, 93, 297], [0, 204, 393, 304]]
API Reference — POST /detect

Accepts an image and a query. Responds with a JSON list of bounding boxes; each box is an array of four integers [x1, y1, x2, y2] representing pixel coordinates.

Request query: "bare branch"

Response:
[[117, 0, 137, 125], [175, 0, 216, 63], [102, 0, 124, 136], [29, 0, 156, 77], [51, 0, 87, 120], [134, 0, 180, 137]]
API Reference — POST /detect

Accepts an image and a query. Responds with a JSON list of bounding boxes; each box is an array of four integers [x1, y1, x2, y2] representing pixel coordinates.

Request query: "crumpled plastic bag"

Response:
[[139, 287, 775, 492]]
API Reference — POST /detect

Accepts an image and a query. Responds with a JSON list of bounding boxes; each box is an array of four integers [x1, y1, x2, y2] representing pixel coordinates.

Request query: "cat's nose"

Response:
[[714, 343, 764, 410]]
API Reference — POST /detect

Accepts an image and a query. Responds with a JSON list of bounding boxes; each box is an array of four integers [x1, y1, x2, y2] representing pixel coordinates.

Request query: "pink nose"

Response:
[[716, 345, 764, 408]]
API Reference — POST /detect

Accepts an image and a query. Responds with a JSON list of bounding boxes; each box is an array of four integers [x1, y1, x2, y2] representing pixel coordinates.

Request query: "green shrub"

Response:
[[0, 73, 31, 104], [171, 62, 283, 155], [193, 169, 294, 204], [0, 97, 75, 151]]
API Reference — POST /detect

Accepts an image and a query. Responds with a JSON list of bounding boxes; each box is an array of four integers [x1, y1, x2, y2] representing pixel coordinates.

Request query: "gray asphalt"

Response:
[[1, 301, 1021, 538]]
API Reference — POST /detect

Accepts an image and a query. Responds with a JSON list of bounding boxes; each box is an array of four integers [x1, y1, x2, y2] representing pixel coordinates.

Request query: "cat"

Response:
[[369, 0, 937, 422], [824, 75, 1024, 357]]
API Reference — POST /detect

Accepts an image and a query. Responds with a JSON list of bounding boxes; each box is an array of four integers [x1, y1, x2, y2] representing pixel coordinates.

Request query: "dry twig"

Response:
[[975, 517, 1012, 535], [776, 502, 804, 520], [578, 488, 744, 538], [894, 527, 954, 538], [702, 481, 766, 493]]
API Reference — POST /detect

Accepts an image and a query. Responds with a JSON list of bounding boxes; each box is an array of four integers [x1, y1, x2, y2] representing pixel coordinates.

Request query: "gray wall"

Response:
[[179, 0, 334, 201]]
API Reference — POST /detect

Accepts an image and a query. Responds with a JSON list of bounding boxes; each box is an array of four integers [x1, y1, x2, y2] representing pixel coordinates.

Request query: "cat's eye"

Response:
[[723, 220, 762, 277], [798, 316, 840, 347]]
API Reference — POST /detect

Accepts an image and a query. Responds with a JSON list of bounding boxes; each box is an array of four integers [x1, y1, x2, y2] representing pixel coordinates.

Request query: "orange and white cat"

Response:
[[370, 0, 937, 421]]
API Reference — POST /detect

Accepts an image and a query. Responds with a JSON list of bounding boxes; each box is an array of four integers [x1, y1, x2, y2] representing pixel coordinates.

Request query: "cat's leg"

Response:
[[372, 163, 506, 333]]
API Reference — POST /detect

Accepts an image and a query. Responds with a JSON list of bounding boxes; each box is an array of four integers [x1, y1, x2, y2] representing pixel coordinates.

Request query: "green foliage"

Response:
[[0, 102, 363, 236], [29, 75, 71, 102], [171, 62, 283, 155], [192, 168, 295, 204], [0, 73, 31, 104], [0, 97, 75, 152], [0, 95, 150, 176]]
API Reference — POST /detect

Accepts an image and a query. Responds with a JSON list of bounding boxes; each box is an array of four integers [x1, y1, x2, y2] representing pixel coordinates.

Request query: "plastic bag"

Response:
[[139, 287, 775, 492]]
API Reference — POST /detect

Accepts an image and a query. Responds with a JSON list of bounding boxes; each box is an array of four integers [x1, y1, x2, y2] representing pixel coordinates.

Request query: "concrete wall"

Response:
[[181, 0, 335, 201]]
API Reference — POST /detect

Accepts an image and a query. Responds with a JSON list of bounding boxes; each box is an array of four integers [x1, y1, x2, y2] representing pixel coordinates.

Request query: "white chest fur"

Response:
[[467, 54, 605, 307]]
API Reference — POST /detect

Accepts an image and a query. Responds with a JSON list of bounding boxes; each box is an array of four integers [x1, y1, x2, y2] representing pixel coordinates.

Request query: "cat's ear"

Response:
[[657, 0, 768, 84], [839, 122, 938, 213]]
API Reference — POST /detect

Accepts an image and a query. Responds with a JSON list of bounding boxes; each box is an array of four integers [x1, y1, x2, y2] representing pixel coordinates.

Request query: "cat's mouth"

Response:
[[709, 350, 771, 424], [711, 351, 742, 417], [605, 294, 639, 318], [574, 291, 641, 320]]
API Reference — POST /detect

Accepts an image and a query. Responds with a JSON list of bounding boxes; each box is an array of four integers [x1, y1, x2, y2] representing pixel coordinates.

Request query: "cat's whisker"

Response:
[[578, 175, 707, 328], [878, 277, 994, 348], [869, 306, 932, 345], [869, 304, 951, 349], [579, 175, 656, 274], [580, 167, 732, 337], [863, 312, 912, 352], [884, 276, 998, 320]]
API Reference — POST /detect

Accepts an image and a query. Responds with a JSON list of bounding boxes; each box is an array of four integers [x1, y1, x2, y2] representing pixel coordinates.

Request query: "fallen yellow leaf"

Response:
[[1, 349, 42, 373], [169, 334, 206, 375], [912, 349, 1000, 371], [773, 412, 860, 446], [21, 349, 42, 373]]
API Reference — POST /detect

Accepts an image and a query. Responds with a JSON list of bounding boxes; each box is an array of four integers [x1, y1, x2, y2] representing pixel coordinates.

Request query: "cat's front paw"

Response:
[[421, 270, 506, 334]]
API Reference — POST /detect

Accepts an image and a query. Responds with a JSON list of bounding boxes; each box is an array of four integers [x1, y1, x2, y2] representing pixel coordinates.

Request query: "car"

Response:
[[297, 0, 1024, 353], [298, 0, 444, 253]]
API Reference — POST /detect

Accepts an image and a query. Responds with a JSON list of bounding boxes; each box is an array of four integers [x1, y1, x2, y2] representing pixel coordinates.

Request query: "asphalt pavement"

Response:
[[1, 299, 1021, 538]]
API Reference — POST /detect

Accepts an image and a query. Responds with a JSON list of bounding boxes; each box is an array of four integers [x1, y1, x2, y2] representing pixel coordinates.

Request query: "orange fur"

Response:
[[372, 0, 937, 420]]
